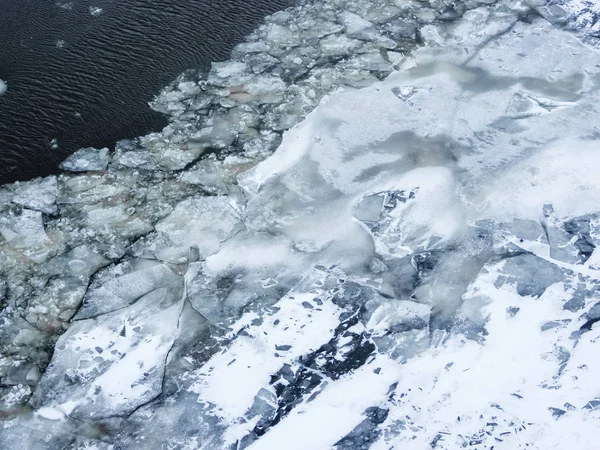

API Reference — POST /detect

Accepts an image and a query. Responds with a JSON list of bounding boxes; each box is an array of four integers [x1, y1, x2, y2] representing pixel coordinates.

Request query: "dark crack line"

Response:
[[461, 19, 520, 67]]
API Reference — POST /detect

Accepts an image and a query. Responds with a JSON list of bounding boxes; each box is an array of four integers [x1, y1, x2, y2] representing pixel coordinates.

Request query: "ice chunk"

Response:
[[337, 11, 396, 47], [495, 254, 566, 298], [246, 387, 278, 426], [76, 260, 184, 319], [340, 51, 393, 72], [588, 301, 600, 320], [337, 11, 375, 37], [60, 147, 110, 172], [185, 107, 260, 158], [186, 232, 302, 325], [319, 34, 363, 57], [0, 208, 62, 264], [501, 219, 547, 244], [366, 300, 431, 335], [265, 23, 300, 47], [85, 204, 152, 238], [244, 76, 286, 102], [179, 154, 259, 195], [0, 79, 6, 95], [36, 407, 66, 421], [89, 6, 103, 16], [11, 176, 58, 214], [43, 245, 109, 279], [546, 221, 582, 264], [334, 406, 388, 449], [354, 193, 385, 223], [232, 41, 270, 56], [114, 146, 155, 170], [151, 196, 243, 263], [32, 288, 183, 419], [207, 61, 249, 87]]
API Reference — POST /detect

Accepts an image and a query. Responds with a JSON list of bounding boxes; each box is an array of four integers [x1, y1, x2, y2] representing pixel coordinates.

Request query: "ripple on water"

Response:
[[0, 0, 293, 184]]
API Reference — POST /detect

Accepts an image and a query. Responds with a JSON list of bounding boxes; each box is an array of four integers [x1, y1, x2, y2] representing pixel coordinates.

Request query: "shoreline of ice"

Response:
[[2, 0, 600, 448]]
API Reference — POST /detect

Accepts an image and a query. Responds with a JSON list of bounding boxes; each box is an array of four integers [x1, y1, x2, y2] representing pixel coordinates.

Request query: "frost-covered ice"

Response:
[[2, 0, 600, 448]]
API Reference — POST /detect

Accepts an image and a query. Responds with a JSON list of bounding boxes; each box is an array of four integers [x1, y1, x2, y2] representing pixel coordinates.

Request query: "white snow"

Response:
[[480, 139, 600, 220], [36, 407, 66, 421], [249, 355, 399, 450], [4, 1, 600, 448], [370, 273, 600, 449], [190, 284, 342, 423]]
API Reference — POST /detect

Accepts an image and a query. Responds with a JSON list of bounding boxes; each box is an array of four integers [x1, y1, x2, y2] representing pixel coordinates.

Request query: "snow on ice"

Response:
[[1, 0, 600, 448]]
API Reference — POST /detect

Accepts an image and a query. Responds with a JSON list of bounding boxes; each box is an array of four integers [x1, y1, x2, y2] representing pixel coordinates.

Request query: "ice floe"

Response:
[[2, 0, 600, 448]]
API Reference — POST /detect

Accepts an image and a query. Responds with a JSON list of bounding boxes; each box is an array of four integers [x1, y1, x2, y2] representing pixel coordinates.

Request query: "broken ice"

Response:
[[2, 0, 600, 448]]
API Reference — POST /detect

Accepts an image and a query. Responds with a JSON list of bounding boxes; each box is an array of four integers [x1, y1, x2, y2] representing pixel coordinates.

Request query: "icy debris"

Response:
[[24, 247, 108, 327], [57, 2, 73, 10], [89, 6, 103, 16], [0, 384, 31, 412], [0, 78, 7, 96], [248, 354, 399, 450], [3, 0, 600, 447], [23, 278, 86, 333], [60, 147, 110, 172], [32, 287, 184, 419], [9, 176, 58, 214], [371, 269, 600, 450]]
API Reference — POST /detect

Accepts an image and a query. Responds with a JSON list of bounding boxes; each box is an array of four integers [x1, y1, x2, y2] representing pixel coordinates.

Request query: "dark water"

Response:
[[0, 0, 292, 184]]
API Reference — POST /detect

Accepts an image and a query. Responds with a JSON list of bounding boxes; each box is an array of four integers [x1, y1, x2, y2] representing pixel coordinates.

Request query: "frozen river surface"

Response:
[[1, 0, 600, 448]]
